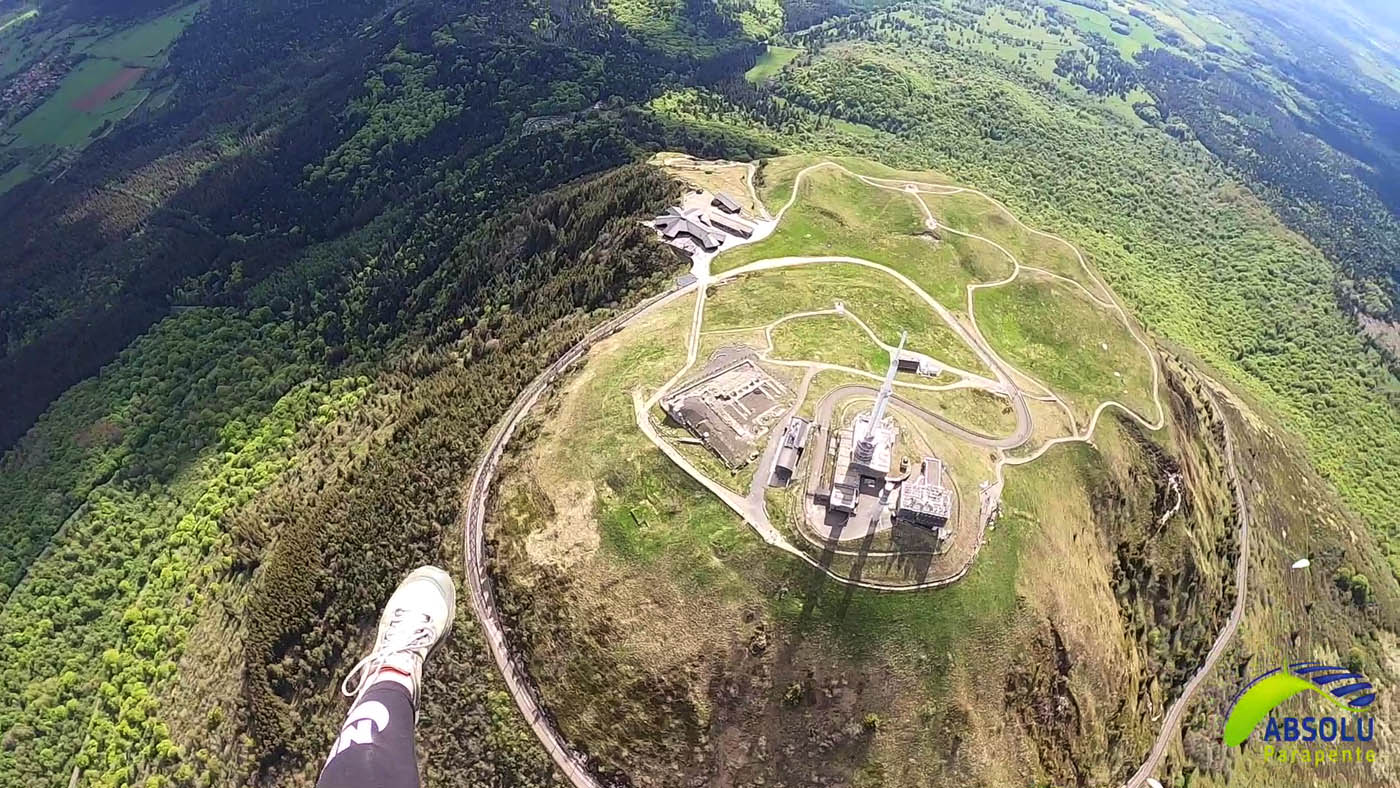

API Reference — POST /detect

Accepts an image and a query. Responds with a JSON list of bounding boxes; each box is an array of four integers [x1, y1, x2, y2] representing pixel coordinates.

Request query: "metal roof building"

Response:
[[654, 208, 725, 251], [771, 416, 812, 487], [709, 212, 754, 238], [711, 191, 742, 213], [898, 350, 942, 378]]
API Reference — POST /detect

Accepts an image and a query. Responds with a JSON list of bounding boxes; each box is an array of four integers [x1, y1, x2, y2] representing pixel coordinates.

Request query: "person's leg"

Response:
[[318, 681, 419, 788], [316, 565, 456, 788]]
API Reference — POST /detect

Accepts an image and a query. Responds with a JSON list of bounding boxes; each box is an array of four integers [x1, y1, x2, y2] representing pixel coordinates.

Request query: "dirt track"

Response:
[[459, 157, 1240, 788]]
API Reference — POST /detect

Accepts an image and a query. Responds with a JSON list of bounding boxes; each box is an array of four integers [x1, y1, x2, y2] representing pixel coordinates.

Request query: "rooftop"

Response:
[[781, 417, 811, 450], [669, 398, 750, 468], [711, 191, 742, 213], [708, 212, 754, 237], [654, 207, 725, 251], [897, 457, 951, 527]]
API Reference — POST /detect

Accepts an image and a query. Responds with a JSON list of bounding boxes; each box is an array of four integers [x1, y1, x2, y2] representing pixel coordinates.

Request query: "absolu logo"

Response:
[[1224, 661, 1379, 767]]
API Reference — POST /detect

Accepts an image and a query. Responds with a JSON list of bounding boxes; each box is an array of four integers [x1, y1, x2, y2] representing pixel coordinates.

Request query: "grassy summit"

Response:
[[483, 153, 1263, 785]]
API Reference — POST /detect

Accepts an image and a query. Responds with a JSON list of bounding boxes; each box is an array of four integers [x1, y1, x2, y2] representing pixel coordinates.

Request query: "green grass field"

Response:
[[715, 164, 932, 271], [704, 264, 993, 377], [719, 162, 1022, 308], [1050, 0, 1162, 58], [737, 157, 1116, 311], [744, 44, 801, 83], [825, 155, 955, 187], [84, 2, 204, 67], [766, 313, 890, 373], [975, 272, 1156, 424], [740, 154, 1117, 333], [897, 380, 1021, 438], [8, 58, 149, 147], [919, 188, 1107, 297]]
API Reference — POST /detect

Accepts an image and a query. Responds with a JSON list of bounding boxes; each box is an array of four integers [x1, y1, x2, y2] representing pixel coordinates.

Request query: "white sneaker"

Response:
[[340, 565, 456, 708]]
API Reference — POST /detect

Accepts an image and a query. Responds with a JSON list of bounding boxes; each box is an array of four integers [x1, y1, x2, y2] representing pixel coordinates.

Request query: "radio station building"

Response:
[[896, 457, 952, 531]]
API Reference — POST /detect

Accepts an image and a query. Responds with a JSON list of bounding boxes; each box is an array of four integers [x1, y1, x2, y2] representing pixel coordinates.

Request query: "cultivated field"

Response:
[[0, 2, 203, 192]]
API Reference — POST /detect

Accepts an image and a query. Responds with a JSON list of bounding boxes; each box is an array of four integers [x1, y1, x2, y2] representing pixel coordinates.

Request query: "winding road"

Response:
[[458, 156, 1251, 788], [459, 288, 692, 788], [813, 383, 1031, 449], [1122, 383, 1252, 788]]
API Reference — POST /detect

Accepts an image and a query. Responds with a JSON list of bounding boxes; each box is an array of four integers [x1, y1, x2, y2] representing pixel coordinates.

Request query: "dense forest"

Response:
[[1, 0, 1399, 786], [0, 0, 767, 784], [0, 0, 765, 447], [749, 0, 1400, 558]]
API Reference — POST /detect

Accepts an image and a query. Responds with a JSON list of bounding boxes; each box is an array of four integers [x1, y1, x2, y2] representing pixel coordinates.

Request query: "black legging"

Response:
[[317, 682, 420, 788]]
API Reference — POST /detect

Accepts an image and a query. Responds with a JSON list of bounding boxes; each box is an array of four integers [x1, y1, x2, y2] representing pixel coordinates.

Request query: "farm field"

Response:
[[0, 1, 203, 192], [83, 2, 202, 67], [8, 58, 147, 147]]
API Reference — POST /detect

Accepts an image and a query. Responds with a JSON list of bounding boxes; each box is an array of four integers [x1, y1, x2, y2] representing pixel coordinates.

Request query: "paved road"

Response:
[[459, 158, 1217, 788], [813, 383, 1031, 450], [459, 287, 691, 788], [1122, 383, 1251, 788]]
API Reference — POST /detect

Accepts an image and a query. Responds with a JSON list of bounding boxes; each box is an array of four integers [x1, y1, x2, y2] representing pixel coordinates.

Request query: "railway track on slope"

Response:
[[459, 285, 689, 788]]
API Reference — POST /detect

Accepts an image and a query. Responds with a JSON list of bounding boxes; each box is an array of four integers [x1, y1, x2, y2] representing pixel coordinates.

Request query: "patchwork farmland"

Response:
[[0, 2, 203, 193]]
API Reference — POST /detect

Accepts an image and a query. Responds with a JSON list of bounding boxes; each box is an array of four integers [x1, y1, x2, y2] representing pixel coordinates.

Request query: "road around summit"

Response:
[[1122, 382, 1252, 788], [460, 157, 1252, 788], [460, 285, 692, 788]]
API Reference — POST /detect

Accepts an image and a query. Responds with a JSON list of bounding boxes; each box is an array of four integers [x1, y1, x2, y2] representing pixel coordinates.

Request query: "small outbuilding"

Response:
[[711, 191, 742, 214], [771, 416, 812, 487], [709, 212, 754, 238]]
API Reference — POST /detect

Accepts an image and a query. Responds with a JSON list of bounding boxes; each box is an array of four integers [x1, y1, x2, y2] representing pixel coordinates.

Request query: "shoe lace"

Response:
[[340, 608, 435, 700]]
